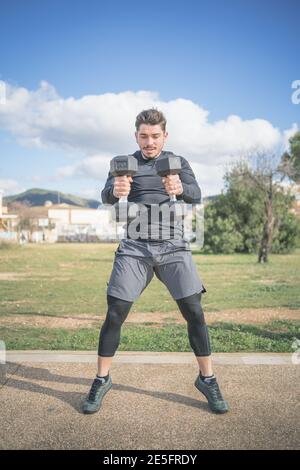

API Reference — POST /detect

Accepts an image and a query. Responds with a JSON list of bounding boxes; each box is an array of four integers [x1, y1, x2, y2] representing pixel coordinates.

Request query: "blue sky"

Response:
[[0, 0, 299, 198]]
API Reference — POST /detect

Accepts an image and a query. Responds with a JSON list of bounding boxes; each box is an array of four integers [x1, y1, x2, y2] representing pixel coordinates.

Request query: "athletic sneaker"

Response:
[[194, 375, 229, 414], [82, 376, 112, 414]]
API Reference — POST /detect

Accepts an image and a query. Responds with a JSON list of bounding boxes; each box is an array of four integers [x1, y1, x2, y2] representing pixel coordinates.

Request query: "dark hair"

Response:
[[135, 108, 167, 132]]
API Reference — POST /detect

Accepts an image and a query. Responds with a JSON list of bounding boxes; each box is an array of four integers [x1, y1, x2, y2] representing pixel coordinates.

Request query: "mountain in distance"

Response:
[[3, 188, 100, 209], [3, 187, 219, 209]]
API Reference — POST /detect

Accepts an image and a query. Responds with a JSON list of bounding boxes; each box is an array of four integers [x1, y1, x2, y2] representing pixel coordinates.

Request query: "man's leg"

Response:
[[97, 294, 134, 373], [153, 248, 228, 413], [175, 291, 212, 372], [97, 356, 113, 377], [175, 291, 229, 413], [82, 294, 133, 414], [195, 355, 213, 377]]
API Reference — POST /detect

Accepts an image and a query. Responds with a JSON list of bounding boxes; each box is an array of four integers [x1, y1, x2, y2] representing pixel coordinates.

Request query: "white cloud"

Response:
[[283, 123, 298, 151], [190, 162, 227, 197], [0, 80, 298, 196], [57, 154, 113, 179], [76, 188, 103, 200], [0, 178, 25, 195]]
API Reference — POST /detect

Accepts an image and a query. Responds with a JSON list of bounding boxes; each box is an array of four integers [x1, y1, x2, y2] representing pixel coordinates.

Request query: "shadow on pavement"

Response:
[[2, 362, 209, 414]]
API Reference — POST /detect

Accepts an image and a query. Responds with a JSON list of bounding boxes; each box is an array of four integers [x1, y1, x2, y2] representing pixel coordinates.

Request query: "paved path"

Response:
[[0, 352, 299, 450]]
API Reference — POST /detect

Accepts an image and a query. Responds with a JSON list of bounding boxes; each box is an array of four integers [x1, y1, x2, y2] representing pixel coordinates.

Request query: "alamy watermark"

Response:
[[291, 337, 300, 365], [0, 340, 6, 364], [101, 202, 204, 246], [0, 80, 6, 105], [291, 80, 300, 105]]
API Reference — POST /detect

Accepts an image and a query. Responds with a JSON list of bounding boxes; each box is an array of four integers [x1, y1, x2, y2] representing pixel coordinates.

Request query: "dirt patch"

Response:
[[0, 272, 71, 281], [0, 308, 298, 329], [129, 308, 300, 325], [204, 308, 299, 324], [0, 273, 21, 281], [0, 313, 101, 329]]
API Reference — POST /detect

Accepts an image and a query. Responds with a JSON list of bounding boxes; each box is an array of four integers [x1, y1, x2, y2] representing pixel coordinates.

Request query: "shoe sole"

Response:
[[82, 381, 113, 414], [194, 379, 229, 414]]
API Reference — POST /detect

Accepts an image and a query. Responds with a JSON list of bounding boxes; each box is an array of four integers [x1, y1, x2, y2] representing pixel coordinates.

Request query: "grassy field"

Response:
[[0, 242, 299, 351]]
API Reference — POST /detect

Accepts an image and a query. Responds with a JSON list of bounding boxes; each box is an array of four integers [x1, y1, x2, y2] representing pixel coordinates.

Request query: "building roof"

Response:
[[47, 204, 96, 211]]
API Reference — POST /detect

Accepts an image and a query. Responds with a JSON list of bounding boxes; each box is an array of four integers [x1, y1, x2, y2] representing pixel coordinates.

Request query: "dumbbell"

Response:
[[155, 155, 182, 202], [155, 155, 187, 220], [110, 155, 138, 222]]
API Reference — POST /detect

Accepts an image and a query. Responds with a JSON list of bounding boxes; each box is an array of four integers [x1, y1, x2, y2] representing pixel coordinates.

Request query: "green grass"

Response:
[[1, 243, 300, 315], [0, 320, 298, 352], [0, 243, 299, 351]]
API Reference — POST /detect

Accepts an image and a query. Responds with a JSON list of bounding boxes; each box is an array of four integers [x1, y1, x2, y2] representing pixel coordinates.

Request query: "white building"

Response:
[[0, 190, 18, 242], [47, 203, 123, 242]]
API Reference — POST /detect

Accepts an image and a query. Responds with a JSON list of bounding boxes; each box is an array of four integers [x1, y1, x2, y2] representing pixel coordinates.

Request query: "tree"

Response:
[[223, 149, 298, 262], [272, 211, 300, 253], [203, 199, 244, 253], [202, 149, 300, 260], [223, 162, 265, 253], [8, 201, 38, 240], [279, 131, 300, 183]]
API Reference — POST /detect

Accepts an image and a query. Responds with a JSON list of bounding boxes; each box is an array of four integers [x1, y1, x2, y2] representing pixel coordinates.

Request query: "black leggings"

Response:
[[176, 291, 211, 356], [98, 292, 211, 357]]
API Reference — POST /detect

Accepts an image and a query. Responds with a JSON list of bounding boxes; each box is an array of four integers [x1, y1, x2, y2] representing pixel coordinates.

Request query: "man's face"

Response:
[[135, 124, 168, 158]]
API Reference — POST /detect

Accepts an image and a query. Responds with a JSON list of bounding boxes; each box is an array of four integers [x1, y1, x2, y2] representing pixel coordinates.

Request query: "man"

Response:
[[82, 109, 229, 414]]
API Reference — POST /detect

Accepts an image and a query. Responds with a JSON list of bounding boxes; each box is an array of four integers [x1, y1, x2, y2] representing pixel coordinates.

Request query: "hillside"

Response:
[[3, 187, 219, 210], [3, 188, 100, 209]]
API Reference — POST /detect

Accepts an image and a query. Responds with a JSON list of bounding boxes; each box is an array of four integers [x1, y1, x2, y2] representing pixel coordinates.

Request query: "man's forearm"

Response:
[[177, 181, 201, 204], [101, 185, 119, 205]]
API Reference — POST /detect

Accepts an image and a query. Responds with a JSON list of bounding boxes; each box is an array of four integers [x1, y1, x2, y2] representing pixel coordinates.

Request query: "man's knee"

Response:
[[98, 295, 133, 356], [175, 292, 206, 326], [104, 294, 133, 328]]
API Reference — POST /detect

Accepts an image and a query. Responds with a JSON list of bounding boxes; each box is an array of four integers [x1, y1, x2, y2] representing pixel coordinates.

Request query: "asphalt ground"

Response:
[[0, 352, 299, 450]]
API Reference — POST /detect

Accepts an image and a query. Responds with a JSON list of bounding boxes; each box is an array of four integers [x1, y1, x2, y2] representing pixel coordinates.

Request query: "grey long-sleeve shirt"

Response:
[[101, 150, 201, 240]]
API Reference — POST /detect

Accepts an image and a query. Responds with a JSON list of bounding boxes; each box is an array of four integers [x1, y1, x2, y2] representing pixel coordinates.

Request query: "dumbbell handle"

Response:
[[161, 175, 178, 203], [113, 175, 131, 203]]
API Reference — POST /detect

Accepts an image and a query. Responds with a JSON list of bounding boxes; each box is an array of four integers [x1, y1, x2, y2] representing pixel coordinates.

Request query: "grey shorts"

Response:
[[106, 238, 206, 302]]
